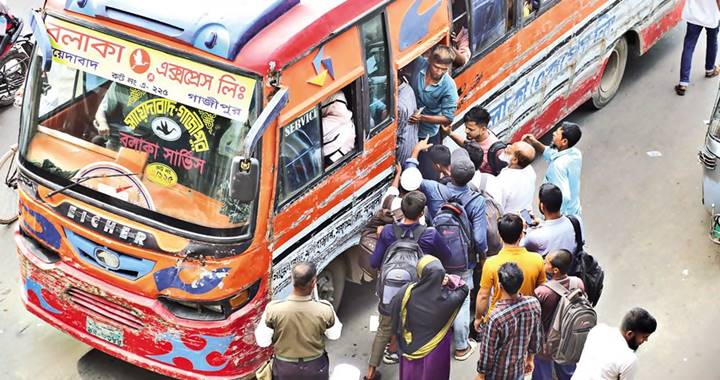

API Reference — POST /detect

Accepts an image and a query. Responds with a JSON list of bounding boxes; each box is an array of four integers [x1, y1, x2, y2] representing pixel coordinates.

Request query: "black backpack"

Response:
[[376, 224, 426, 314], [566, 215, 604, 307], [486, 140, 508, 175], [433, 188, 482, 273]]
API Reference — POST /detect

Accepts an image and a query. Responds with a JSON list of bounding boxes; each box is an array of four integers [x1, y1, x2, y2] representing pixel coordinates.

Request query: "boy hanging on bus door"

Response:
[[406, 45, 459, 180]]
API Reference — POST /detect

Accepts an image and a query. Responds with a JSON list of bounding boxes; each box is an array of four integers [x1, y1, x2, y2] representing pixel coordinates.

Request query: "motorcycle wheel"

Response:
[[0, 50, 28, 107]]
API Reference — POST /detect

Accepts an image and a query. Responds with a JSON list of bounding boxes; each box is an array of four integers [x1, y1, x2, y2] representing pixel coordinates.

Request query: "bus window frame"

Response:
[[519, 0, 559, 26], [274, 78, 364, 210], [451, 0, 559, 77], [452, 0, 519, 76], [360, 10, 395, 139], [22, 14, 265, 244]]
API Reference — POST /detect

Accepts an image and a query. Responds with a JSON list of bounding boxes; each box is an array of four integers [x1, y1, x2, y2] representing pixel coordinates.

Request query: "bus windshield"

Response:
[[19, 58, 258, 236]]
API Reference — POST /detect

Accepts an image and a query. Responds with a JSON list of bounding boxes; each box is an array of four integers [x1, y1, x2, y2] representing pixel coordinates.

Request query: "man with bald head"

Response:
[[490, 140, 537, 214], [255, 262, 342, 379]]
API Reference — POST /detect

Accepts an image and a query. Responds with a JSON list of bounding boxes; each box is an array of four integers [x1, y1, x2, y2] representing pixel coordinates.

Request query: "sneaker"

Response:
[[674, 84, 687, 96], [382, 349, 399, 365], [454, 338, 477, 361], [706, 66, 720, 78]]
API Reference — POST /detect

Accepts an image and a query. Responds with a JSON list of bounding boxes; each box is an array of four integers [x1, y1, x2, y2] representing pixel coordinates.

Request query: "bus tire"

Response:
[[591, 37, 628, 110], [317, 258, 346, 309]]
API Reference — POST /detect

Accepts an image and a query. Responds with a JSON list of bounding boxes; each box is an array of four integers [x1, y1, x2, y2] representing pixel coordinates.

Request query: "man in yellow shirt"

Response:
[[474, 213, 545, 328]]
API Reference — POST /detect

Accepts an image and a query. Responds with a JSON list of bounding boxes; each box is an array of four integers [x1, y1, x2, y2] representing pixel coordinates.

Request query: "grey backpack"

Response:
[[471, 174, 503, 257], [376, 224, 425, 314], [543, 279, 597, 364]]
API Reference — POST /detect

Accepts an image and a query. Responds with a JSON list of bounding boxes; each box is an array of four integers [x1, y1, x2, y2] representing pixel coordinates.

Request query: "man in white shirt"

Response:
[[675, 0, 720, 95], [493, 141, 536, 214], [573, 307, 657, 380], [523, 183, 582, 257], [254, 262, 342, 380]]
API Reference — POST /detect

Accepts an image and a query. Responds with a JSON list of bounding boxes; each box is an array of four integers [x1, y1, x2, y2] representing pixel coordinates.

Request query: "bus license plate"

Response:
[[86, 317, 124, 347]]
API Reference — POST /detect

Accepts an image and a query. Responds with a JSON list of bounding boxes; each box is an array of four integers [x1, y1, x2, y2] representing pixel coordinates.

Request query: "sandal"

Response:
[[675, 84, 686, 96], [706, 66, 720, 78]]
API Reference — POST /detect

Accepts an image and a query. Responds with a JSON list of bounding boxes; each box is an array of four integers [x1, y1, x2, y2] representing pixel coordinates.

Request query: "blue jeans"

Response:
[[680, 22, 719, 85], [531, 356, 575, 380], [453, 270, 474, 351]]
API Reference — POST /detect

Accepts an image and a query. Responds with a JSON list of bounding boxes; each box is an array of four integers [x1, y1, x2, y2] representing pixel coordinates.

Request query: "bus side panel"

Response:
[[268, 26, 396, 298], [637, 0, 684, 55], [453, 0, 682, 141], [386, 0, 451, 69]]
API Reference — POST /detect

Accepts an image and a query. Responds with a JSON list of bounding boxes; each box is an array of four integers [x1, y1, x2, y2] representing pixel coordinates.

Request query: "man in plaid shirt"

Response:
[[475, 262, 543, 380]]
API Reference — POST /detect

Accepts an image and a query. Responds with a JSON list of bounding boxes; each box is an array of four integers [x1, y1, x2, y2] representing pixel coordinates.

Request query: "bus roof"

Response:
[[47, 0, 386, 75]]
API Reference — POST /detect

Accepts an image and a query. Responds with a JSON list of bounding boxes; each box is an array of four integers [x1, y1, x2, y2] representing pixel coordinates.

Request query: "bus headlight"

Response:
[[159, 280, 261, 321]]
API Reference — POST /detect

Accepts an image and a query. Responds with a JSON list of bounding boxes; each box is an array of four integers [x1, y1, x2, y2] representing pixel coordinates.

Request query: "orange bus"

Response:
[[15, 0, 681, 378]]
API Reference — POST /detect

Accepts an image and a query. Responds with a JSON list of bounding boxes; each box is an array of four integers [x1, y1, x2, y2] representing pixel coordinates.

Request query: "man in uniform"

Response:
[[254, 262, 342, 380]]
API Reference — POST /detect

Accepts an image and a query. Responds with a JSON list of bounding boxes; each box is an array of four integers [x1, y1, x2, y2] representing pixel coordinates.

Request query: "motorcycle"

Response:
[[0, 15, 33, 107]]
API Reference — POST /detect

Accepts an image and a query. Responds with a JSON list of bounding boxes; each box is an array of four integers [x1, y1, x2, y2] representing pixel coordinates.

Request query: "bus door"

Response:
[[269, 11, 395, 304]]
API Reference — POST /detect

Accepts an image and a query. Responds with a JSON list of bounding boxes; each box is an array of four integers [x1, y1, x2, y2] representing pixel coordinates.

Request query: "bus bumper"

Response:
[[16, 230, 270, 380]]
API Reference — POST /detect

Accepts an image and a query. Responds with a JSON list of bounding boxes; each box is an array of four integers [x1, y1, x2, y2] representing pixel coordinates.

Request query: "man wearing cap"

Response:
[[378, 164, 426, 227], [365, 190, 453, 380], [406, 140, 488, 361], [523, 122, 583, 216]]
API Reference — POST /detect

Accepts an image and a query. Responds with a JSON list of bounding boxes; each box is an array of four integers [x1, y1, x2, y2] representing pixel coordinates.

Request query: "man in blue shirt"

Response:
[[405, 140, 488, 360], [523, 122, 583, 216], [407, 45, 459, 180]]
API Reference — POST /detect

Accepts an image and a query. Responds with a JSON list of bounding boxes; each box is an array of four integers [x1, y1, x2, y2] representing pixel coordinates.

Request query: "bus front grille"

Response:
[[67, 288, 144, 331]]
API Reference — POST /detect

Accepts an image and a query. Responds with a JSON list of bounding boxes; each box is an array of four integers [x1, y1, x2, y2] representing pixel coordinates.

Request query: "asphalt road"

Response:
[[0, 3, 718, 380]]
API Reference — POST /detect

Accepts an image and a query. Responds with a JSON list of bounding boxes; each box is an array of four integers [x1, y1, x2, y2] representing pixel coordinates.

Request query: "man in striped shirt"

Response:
[[476, 262, 543, 380]]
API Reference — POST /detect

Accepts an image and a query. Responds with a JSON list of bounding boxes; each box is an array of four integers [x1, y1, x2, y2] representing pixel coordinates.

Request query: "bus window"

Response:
[[320, 88, 358, 166], [278, 108, 323, 203], [470, 0, 510, 54], [522, 0, 539, 20], [451, 0, 471, 69], [39, 63, 79, 117], [360, 14, 391, 132], [277, 83, 360, 204]]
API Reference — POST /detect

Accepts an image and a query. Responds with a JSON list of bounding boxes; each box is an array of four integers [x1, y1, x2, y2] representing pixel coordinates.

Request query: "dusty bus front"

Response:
[[15, 10, 276, 380]]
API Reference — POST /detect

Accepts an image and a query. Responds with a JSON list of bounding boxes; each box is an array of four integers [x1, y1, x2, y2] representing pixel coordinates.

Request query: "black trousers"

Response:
[[272, 353, 329, 380]]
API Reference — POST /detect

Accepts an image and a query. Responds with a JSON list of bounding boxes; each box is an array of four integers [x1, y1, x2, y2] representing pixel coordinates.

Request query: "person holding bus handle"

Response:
[[523, 122, 583, 217], [407, 45, 459, 181], [254, 262, 342, 380]]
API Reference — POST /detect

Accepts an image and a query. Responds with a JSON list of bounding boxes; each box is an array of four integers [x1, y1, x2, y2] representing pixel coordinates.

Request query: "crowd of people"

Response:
[[253, 43, 657, 380]]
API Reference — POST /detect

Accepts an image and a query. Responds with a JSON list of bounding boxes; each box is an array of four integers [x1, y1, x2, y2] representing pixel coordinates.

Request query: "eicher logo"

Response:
[[57, 203, 159, 250]]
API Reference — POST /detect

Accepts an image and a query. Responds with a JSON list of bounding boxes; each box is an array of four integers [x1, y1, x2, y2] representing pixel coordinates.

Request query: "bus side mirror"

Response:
[[230, 157, 259, 203]]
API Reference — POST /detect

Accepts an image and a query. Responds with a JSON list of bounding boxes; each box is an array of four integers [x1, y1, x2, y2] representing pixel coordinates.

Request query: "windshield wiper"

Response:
[[44, 172, 140, 199]]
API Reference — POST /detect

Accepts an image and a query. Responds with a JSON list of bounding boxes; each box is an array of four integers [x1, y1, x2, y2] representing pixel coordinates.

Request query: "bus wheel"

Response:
[[591, 37, 628, 109], [317, 258, 346, 309]]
